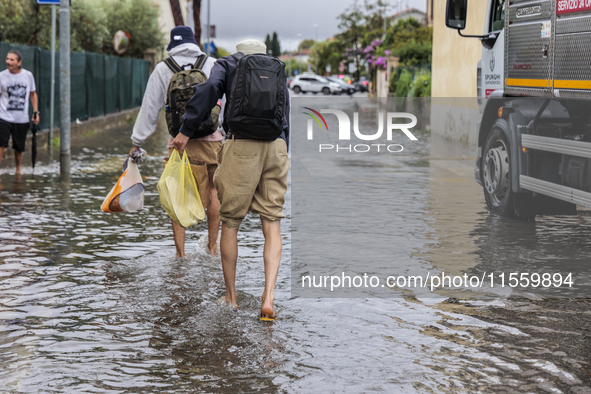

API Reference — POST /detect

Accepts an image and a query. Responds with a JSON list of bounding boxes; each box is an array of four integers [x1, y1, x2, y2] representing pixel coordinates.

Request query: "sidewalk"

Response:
[[1, 107, 140, 159]]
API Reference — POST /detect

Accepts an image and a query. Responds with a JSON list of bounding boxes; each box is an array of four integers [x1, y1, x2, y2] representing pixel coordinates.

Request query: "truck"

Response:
[[446, 0, 591, 217]]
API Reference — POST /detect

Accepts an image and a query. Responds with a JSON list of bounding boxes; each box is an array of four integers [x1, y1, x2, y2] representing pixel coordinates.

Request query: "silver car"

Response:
[[290, 74, 342, 95]]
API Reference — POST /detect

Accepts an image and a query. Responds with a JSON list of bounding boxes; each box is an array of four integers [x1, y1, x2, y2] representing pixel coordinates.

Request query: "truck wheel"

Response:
[[482, 126, 516, 217]]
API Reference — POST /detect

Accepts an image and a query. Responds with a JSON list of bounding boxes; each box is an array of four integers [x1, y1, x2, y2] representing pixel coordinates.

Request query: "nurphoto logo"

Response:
[[303, 107, 418, 153]]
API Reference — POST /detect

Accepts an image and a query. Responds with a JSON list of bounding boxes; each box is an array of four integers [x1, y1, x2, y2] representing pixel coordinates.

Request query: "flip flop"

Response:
[[259, 313, 276, 322]]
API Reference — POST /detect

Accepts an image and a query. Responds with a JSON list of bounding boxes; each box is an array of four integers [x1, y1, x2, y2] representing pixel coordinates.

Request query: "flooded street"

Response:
[[1, 100, 591, 393]]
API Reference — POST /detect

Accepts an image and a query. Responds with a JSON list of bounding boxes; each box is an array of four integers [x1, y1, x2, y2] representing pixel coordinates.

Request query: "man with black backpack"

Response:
[[173, 39, 289, 321], [130, 26, 223, 258]]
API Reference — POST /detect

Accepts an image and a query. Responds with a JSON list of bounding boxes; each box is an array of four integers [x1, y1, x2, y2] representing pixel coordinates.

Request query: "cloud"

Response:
[[199, 0, 426, 52]]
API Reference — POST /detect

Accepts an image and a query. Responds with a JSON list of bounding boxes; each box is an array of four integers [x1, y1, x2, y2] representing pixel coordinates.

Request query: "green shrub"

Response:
[[410, 70, 431, 97], [395, 69, 413, 98]]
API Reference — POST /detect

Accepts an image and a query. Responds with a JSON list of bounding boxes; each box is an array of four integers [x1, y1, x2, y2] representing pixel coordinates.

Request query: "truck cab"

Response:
[[480, 0, 506, 101], [446, 0, 591, 218]]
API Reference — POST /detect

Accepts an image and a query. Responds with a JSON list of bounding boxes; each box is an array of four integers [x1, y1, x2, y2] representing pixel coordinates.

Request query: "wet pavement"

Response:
[[0, 101, 590, 393]]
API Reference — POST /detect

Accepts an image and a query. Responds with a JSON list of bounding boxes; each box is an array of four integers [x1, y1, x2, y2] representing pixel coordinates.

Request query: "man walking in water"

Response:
[[130, 26, 223, 257], [173, 39, 289, 321], [0, 50, 39, 174]]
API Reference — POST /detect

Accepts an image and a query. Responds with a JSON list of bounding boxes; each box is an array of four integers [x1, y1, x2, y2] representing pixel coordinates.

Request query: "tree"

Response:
[[104, 0, 163, 58], [264, 34, 272, 54], [314, 39, 345, 76], [336, 0, 365, 79], [271, 32, 281, 57], [0, 0, 163, 58], [386, 18, 432, 66], [168, 0, 184, 26], [71, 0, 109, 53], [216, 46, 230, 58], [0, 0, 109, 53], [0, 0, 50, 48], [297, 39, 315, 51], [192, 0, 201, 46]]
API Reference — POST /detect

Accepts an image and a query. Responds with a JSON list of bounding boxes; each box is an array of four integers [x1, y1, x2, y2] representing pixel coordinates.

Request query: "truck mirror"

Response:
[[446, 0, 467, 30]]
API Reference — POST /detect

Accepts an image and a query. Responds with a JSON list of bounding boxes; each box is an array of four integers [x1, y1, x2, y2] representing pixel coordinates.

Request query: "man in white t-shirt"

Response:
[[129, 26, 223, 258], [0, 50, 39, 174]]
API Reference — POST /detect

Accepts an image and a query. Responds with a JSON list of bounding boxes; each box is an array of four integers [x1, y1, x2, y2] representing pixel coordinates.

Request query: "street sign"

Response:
[[204, 42, 216, 54], [326, 64, 331, 73], [209, 25, 216, 38], [348, 62, 357, 73], [37, 0, 60, 4]]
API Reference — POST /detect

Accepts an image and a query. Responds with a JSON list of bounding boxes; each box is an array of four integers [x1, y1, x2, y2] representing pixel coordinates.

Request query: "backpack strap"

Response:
[[164, 57, 183, 73], [231, 52, 245, 62], [193, 55, 208, 70]]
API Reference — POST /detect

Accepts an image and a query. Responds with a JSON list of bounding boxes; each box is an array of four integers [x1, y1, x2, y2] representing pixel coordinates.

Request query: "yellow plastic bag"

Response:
[[157, 149, 205, 228]]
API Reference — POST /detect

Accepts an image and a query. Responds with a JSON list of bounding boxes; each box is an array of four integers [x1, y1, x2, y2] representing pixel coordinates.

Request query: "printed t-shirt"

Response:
[[0, 69, 36, 124]]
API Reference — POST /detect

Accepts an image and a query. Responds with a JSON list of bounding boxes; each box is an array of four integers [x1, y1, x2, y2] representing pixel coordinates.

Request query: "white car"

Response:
[[290, 74, 342, 95]]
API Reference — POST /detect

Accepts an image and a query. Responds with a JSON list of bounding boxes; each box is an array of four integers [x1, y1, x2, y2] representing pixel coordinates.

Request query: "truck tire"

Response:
[[482, 124, 516, 217]]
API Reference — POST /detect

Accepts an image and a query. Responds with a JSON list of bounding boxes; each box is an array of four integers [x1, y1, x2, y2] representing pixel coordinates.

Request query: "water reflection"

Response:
[[0, 104, 589, 392]]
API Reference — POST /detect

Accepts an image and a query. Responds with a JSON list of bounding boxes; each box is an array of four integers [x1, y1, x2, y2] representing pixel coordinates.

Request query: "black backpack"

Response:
[[226, 53, 286, 140]]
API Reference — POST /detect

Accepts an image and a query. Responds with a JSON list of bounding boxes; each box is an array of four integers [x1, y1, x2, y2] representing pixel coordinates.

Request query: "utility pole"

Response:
[[49, 4, 56, 149], [206, 0, 210, 55], [59, 0, 70, 175], [382, 2, 391, 40], [314, 24, 318, 74]]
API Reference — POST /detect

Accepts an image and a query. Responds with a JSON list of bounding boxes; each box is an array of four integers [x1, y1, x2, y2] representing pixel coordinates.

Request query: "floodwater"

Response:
[[1, 104, 590, 393]]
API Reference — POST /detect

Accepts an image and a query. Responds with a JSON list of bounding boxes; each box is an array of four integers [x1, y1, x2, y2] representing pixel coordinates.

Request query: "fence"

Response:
[[0, 42, 150, 131]]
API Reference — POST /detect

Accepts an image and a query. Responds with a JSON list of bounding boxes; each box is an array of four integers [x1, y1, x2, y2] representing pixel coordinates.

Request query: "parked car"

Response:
[[355, 76, 369, 92], [326, 76, 355, 95], [332, 74, 353, 85], [290, 74, 342, 95]]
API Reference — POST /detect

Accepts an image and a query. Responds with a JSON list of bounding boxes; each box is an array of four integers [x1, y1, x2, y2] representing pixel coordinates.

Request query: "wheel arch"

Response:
[[478, 98, 509, 148], [479, 100, 521, 194]]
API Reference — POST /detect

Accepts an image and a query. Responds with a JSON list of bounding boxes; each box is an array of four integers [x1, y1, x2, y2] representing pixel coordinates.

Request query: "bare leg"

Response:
[[206, 173, 221, 256], [0, 147, 4, 165], [260, 218, 282, 318], [14, 150, 22, 174], [220, 222, 238, 306], [171, 219, 186, 257]]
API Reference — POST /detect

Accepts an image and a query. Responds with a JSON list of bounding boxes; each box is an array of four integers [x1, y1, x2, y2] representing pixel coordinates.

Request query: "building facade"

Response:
[[431, 0, 487, 97]]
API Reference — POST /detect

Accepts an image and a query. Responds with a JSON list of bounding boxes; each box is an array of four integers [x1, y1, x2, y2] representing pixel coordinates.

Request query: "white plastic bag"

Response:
[[101, 160, 145, 212]]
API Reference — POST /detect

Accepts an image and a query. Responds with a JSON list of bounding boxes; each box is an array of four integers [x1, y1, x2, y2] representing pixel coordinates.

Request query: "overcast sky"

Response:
[[201, 0, 427, 52]]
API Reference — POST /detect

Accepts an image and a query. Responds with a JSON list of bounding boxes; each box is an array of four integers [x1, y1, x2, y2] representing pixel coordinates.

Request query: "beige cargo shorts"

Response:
[[213, 137, 289, 228], [166, 139, 222, 209]]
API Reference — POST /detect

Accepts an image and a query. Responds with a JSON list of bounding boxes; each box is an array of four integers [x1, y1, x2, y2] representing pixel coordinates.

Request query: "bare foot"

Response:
[[208, 240, 218, 257], [261, 294, 275, 319], [220, 294, 238, 308]]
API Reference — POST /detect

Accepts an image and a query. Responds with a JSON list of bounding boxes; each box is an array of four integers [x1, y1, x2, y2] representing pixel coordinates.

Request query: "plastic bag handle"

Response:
[[166, 149, 181, 168]]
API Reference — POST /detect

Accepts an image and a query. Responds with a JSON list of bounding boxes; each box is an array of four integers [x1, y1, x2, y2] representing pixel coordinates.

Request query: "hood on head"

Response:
[[168, 43, 205, 58]]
